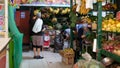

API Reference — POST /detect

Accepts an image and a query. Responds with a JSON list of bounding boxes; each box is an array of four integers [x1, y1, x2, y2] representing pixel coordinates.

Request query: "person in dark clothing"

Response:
[[30, 11, 44, 59], [78, 23, 90, 53], [74, 19, 90, 63]]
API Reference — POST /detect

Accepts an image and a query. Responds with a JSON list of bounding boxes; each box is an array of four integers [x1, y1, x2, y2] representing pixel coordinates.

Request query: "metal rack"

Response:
[[97, 0, 120, 63]]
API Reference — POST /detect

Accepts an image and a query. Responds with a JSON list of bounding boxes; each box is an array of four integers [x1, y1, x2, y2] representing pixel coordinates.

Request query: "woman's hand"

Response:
[[33, 16, 36, 19]]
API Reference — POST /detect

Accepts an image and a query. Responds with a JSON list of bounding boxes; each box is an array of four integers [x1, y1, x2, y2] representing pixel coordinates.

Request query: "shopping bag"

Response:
[[32, 18, 43, 33]]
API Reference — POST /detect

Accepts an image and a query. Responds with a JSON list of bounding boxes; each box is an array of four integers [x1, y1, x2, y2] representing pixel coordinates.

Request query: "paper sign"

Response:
[[21, 12, 25, 18], [0, 5, 4, 16]]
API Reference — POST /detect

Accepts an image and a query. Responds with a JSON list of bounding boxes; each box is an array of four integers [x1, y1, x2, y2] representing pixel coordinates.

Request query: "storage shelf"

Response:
[[20, 4, 70, 7], [101, 49, 120, 63], [102, 31, 120, 34]]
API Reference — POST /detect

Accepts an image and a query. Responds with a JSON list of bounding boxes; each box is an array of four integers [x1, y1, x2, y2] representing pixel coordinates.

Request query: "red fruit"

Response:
[[109, 46, 114, 50], [106, 46, 110, 50]]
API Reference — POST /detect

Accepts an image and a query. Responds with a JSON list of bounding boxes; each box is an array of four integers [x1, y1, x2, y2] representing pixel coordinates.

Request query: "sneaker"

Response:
[[33, 56, 37, 59], [37, 56, 44, 59]]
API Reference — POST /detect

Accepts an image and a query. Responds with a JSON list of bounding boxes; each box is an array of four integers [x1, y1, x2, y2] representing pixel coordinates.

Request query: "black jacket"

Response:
[[30, 18, 43, 36]]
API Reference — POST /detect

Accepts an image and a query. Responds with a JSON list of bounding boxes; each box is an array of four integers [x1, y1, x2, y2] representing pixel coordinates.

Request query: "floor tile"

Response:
[[20, 51, 73, 68]]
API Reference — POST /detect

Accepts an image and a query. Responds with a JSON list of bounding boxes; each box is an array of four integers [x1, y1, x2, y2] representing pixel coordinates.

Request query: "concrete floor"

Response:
[[20, 50, 73, 68]]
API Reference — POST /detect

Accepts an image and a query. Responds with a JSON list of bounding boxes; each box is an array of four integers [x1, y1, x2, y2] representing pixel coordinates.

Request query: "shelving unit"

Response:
[[101, 49, 120, 63], [20, 4, 70, 7], [97, 0, 120, 64]]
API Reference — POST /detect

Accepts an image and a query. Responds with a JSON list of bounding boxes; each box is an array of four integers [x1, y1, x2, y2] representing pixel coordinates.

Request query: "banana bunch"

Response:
[[72, 4, 78, 12], [86, 17, 92, 23], [50, 8, 60, 14], [79, 0, 90, 15], [34, 9, 39, 15], [61, 8, 70, 14], [49, 7, 53, 12]]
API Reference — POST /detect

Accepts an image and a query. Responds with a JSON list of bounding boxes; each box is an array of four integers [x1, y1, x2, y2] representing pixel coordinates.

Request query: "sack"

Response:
[[32, 18, 43, 33]]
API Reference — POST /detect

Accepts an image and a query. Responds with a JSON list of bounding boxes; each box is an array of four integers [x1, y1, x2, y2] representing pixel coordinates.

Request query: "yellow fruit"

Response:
[[34, 10, 39, 15]]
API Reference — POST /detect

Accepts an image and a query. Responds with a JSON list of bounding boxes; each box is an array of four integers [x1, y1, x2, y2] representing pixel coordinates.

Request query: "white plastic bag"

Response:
[[44, 35, 50, 41], [82, 52, 92, 61], [32, 18, 43, 33]]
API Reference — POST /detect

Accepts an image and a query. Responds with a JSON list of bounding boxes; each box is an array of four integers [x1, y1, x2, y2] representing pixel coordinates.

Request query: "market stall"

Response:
[[0, 0, 10, 68], [6, 0, 120, 68], [0, 38, 11, 68], [76, 0, 120, 67]]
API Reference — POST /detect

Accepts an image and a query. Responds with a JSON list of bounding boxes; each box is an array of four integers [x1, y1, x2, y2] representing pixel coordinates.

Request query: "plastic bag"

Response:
[[32, 18, 43, 33], [82, 52, 92, 61]]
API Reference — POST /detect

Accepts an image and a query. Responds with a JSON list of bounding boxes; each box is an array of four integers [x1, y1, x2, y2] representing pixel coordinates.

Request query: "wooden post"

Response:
[[5, 0, 8, 38]]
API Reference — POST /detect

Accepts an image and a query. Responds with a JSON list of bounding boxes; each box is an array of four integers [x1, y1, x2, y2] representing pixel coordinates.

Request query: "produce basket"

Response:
[[59, 48, 74, 58], [62, 56, 74, 65], [59, 48, 75, 65]]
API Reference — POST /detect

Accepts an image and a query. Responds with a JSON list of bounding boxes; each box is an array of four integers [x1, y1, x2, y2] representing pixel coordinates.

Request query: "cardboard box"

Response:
[[62, 56, 74, 65]]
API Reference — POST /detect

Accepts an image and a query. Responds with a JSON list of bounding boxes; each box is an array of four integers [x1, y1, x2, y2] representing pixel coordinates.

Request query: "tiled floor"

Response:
[[20, 50, 73, 68]]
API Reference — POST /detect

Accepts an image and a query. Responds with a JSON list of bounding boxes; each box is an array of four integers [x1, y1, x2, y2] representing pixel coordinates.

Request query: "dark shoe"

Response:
[[37, 56, 44, 59], [33, 56, 37, 59]]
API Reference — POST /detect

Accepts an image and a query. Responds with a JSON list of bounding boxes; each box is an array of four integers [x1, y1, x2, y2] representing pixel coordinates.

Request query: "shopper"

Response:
[[31, 12, 44, 59], [75, 19, 90, 61], [78, 23, 89, 53], [63, 26, 71, 49]]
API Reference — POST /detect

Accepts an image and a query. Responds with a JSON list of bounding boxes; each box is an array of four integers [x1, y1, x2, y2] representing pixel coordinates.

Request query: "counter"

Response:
[[0, 38, 11, 68]]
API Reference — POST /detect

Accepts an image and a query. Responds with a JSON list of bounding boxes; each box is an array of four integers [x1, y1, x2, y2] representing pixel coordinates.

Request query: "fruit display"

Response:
[[72, 4, 78, 12], [33, 9, 40, 15], [79, 0, 90, 15], [102, 3, 117, 11], [102, 18, 120, 32], [51, 17, 57, 23], [61, 8, 70, 15], [81, 16, 92, 23], [49, 7, 70, 15], [102, 40, 120, 56], [38, 7, 70, 27], [21, 0, 28, 4]]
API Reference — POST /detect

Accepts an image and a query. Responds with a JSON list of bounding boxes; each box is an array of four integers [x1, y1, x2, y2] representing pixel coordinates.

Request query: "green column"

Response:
[[9, 39, 14, 68], [97, 1, 102, 61], [70, 0, 73, 48]]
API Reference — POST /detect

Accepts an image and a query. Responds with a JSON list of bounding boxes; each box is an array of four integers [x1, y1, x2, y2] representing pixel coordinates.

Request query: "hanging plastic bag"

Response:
[[32, 18, 43, 33], [82, 52, 92, 61]]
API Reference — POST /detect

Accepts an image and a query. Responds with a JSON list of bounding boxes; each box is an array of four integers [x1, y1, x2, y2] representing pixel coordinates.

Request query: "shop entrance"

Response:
[[15, 6, 73, 68]]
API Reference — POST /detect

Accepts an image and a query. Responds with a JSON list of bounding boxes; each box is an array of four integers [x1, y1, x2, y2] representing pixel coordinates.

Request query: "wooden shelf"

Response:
[[20, 4, 70, 7]]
